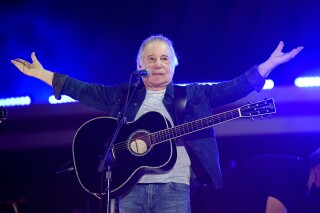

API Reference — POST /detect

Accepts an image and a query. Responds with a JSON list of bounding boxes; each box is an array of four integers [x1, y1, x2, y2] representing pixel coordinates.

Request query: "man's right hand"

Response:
[[11, 52, 54, 86]]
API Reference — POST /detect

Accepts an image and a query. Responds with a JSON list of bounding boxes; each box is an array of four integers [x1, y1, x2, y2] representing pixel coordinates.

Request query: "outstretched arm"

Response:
[[258, 41, 304, 78], [11, 52, 54, 86]]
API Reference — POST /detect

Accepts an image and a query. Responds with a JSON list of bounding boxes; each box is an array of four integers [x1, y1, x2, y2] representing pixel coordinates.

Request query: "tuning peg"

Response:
[[269, 115, 272, 119], [260, 116, 263, 120], [251, 117, 254, 122]]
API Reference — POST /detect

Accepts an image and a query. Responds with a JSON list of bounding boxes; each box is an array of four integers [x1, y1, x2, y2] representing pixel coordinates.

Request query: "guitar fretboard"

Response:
[[150, 108, 240, 144]]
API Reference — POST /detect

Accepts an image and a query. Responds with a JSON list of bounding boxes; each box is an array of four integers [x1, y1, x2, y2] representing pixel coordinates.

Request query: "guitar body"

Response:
[[73, 111, 177, 199]]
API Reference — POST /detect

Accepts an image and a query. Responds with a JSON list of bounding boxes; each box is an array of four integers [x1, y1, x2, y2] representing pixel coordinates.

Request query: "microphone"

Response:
[[132, 69, 150, 77]]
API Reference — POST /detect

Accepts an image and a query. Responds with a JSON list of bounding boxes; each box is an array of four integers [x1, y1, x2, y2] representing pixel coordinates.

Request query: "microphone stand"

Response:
[[96, 75, 142, 213]]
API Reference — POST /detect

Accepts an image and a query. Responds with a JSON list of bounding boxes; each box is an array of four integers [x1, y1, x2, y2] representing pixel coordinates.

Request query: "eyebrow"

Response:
[[146, 54, 169, 58]]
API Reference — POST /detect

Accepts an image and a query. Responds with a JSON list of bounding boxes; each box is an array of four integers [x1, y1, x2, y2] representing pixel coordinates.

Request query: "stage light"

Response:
[[176, 82, 218, 86], [263, 79, 274, 90], [0, 96, 31, 106], [178, 79, 274, 89], [48, 95, 77, 104], [294, 77, 320, 87]]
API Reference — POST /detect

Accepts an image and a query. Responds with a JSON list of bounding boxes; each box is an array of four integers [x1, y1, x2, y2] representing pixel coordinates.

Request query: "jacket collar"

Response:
[[165, 81, 175, 99]]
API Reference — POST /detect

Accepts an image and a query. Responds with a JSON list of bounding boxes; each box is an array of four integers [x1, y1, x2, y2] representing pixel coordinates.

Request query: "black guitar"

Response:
[[73, 99, 276, 199], [0, 106, 7, 123]]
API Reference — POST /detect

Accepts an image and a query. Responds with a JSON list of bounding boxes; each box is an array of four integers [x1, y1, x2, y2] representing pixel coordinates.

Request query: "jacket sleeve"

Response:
[[207, 65, 265, 108], [245, 65, 266, 92], [52, 73, 68, 100], [52, 73, 123, 112]]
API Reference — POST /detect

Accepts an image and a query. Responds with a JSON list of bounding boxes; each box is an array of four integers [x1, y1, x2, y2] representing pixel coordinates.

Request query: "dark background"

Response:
[[1, 0, 320, 212], [1, 0, 320, 102]]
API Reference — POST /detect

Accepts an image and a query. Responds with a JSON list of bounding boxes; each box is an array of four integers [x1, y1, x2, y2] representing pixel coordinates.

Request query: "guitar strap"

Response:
[[173, 85, 212, 185], [173, 85, 187, 126], [173, 85, 190, 148]]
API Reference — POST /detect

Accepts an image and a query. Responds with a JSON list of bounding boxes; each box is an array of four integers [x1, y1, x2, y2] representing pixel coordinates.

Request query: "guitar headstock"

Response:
[[240, 99, 276, 117], [0, 106, 7, 122]]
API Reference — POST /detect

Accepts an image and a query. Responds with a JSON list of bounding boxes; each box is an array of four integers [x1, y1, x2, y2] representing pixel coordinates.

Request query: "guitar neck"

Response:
[[150, 108, 240, 144]]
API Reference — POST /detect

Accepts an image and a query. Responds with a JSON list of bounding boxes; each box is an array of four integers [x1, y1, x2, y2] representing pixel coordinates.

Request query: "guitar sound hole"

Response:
[[128, 130, 151, 156], [130, 139, 147, 154]]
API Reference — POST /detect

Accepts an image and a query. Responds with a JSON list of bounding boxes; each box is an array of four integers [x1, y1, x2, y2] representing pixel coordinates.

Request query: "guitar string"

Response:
[[111, 110, 241, 152], [110, 101, 273, 151], [111, 110, 240, 151]]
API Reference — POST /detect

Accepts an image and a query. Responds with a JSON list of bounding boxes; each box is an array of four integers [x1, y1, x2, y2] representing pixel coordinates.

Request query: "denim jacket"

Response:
[[53, 65, 265, 189]]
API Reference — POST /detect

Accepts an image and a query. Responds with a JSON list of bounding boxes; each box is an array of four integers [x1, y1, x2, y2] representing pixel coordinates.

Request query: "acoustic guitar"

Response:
[[72, 99, 276, 199]]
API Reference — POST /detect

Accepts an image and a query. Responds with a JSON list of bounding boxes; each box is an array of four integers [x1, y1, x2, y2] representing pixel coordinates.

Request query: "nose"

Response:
[[153, 58, 162, 68]]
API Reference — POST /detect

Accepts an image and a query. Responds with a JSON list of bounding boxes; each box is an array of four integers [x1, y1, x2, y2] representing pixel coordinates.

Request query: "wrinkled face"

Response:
[[138, 40, 175, 91]]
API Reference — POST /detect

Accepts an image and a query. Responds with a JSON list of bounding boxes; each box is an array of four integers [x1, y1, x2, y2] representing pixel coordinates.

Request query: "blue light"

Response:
[[0, 96, 31, 107], [294, 77, 320, 87], [176, 82, 218, 86], [263, 79, 274, 90], [48, 95, 77, 104], [179, 80, 274, 89]]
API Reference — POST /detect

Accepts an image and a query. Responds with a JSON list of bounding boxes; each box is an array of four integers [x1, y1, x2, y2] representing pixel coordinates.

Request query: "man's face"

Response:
[[138, 40, 175, 91]]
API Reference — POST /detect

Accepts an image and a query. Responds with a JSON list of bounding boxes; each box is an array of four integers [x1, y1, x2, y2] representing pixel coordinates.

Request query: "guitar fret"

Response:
[[196, 121, 201, 130], [179, 125, 185, 136], [186, 123, 191, 133], [161, 130, 166, 141], [165, 129, 171, 140], [167, 129, 172, 140]]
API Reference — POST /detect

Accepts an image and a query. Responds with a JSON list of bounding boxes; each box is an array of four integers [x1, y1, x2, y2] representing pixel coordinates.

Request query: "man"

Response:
[[11, 35, 303, 212], [212, 148, 320, 213]]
